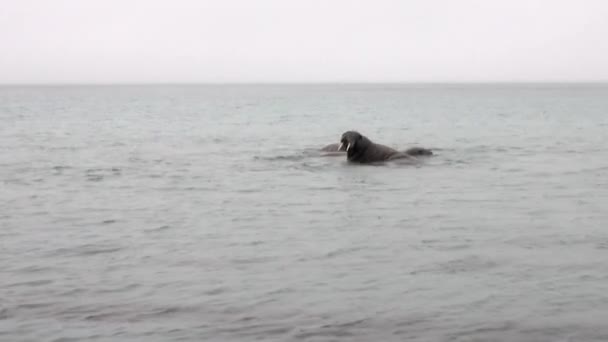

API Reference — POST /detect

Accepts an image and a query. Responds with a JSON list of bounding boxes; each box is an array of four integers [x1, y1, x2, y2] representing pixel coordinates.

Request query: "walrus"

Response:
[[403, 146, 433, 156], [339, 131, 431, 163], [320, 143, 341, 152], [322, 142, 432, 155]]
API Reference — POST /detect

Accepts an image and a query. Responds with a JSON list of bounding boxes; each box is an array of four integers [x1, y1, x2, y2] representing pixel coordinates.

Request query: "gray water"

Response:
[[1, 84, 608, 342]]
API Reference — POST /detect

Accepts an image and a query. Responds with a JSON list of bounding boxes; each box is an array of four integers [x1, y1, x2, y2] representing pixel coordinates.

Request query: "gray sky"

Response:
[[1, 0, 607, 84]]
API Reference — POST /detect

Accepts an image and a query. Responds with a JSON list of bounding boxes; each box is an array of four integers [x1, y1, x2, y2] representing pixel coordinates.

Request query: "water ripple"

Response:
[[2, 84, 608, 342]]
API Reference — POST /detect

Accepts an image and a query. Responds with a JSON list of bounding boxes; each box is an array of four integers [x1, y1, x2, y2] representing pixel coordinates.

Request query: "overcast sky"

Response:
[[1, 0, 607, 84]]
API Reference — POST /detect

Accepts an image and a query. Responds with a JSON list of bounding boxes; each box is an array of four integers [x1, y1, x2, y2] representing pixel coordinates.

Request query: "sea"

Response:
[[1, 83, 608, 342]]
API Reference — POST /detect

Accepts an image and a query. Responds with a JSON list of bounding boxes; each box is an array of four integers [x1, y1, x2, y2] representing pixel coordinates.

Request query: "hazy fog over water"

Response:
[[1, 0, 608, 84]]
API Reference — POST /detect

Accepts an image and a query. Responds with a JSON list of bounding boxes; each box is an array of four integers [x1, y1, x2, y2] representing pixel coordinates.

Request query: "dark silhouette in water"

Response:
[[320, 134, 433, 159], [403, 146, 433, 156], [338, 131, 432, 163]]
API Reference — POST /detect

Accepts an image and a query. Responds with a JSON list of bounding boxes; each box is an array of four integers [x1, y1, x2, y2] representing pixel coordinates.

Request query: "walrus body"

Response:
[[319, 143, 347, 156], [320, 143, 342, 152], [403, 146, 433, 156], [339, 131, 429, 163], [321, 135, 433, 159]]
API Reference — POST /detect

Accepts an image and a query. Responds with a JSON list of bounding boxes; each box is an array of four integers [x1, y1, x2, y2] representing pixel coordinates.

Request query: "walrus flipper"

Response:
[[404, 147, 433, 156], [387, 152, 416, 161]]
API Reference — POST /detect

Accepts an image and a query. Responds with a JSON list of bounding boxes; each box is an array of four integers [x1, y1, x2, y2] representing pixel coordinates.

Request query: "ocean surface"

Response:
[[1, 84, 608, 342]]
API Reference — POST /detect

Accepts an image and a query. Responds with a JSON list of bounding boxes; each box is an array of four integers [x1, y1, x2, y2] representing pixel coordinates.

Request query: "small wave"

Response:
[[230, 256, 277, 265], [0, 307, 11, 320], [84, 312, 122, 322], [16, 301, 56, 310], [10, 265, 58, 273], [305, 186, 339, 191], [84, 167, 123, 181], [294, 325, 359, 339], [6, 279, 53, 287], [60, 303, 201, 323], [47, 244, 124, 257], [130, 305, 201, 322], [86, 174, 103, 182], [58, 288, 87, 297], [52, 165, 72, 174], [85, 167, 122, 174], [96, 283, 140, 294], [252, 154, 308, 162], [412, 256, 501, 275], [321, 318, 369, 329], [144, 225, 171, 232], [215, 323, 293, 338], [325, 246, 367, 259], [448, 321, 517, 341], [79, 246, 123, 256], [252, 146, 339, 162], [205, 286, 229, 296]]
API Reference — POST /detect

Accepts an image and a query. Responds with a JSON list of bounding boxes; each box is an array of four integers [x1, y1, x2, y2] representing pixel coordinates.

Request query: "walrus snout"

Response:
[[338, 141, 351, 152], [340, 131, 363, 152]]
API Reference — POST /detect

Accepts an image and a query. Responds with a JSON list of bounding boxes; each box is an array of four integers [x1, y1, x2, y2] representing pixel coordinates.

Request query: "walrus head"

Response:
[[339, 131, 372, 159]]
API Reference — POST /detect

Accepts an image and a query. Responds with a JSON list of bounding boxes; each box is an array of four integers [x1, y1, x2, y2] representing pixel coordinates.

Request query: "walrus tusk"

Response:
[[346, 142, 351, 151], [338, 142, 344, 151]]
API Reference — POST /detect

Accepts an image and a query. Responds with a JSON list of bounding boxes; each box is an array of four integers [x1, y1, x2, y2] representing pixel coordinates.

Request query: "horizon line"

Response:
[[1, 80, 608, 87]]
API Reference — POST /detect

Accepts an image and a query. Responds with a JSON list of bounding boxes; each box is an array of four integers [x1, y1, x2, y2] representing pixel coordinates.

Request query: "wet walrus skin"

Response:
[[339, 131, 428, 163], [403, 146, 433, 156], [322, 142, 432, 156], [319, 143, 347, 156], [320, 143, 341, 152]]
